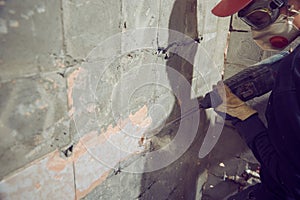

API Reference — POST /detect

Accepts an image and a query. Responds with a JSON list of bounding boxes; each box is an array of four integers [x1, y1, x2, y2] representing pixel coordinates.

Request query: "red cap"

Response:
[[212, 0, 253, 17]]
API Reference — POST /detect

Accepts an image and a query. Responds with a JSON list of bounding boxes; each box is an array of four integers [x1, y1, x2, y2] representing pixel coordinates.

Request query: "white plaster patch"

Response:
[[21, 10, 34, 20], [9, 10, 16, 15], [35, 4, 46, 14], [9, 20, 19, 28], [0, 18, 8, 34], [145, 8, 150, 16], [17, 100, 49, 116]]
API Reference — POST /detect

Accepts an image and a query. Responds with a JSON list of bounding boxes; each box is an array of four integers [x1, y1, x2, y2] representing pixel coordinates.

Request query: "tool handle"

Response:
[[199, 51, 289, 109]]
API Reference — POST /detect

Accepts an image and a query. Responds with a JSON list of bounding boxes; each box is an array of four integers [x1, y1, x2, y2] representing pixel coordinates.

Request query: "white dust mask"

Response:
[[252, 14, 300, 51]]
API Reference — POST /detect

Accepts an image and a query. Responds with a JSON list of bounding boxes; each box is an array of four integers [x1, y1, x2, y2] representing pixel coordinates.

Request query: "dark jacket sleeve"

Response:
[[233, 114, 281, 183], [233, 46, 300, 198]]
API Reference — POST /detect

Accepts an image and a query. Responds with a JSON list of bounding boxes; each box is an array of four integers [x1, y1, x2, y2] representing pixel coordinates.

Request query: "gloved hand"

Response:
[[214, 81, 257, 121]]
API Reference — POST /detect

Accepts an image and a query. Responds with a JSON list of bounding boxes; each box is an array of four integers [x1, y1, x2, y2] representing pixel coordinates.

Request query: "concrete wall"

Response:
[[0, 0, 272, 199]]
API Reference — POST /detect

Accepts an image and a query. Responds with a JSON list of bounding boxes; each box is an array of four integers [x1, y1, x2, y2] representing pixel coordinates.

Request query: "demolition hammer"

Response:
[[199, 51, 289, 109]]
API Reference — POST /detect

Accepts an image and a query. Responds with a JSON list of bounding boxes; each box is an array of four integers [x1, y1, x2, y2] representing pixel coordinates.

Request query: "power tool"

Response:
[[199, 51, 290, 109]]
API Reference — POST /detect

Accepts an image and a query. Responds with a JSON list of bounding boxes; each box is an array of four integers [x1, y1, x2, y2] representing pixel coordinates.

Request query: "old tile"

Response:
[[0, 150, 75, 200]]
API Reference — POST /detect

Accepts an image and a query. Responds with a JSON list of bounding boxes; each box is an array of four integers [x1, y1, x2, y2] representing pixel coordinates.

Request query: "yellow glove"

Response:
[[214, 81, 257, 121]]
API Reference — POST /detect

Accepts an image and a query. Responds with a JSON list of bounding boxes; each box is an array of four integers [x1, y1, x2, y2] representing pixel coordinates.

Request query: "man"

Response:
[[210, 0, 300, 199]]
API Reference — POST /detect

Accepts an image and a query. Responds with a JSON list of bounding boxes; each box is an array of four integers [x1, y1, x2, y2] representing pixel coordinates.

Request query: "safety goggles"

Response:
[[238, 0, 287, 30]]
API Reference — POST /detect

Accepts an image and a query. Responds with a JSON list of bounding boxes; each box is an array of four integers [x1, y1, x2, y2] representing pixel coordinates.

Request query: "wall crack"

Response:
[[135, 180, 157, 199], [60, 0, 67, 55]]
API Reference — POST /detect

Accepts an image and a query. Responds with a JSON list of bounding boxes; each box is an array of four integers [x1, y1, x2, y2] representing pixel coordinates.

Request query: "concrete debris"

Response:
[[224, 167, 261, 189], [219, 162, 226, 168], [245, 169, 260, 179]]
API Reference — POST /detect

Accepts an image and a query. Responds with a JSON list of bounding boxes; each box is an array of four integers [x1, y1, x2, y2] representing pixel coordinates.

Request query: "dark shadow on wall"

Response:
[[138, 0, 210, 199]]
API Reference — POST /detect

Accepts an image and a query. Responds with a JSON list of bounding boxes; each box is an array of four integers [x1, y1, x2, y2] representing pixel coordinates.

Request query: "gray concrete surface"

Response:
[[0, 0, 272, 199], [0, 0, 63, 80], [0, 0, 70, 179]]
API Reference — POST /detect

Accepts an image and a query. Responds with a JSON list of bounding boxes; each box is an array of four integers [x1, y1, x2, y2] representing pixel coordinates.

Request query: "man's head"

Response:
[[212, 0, 300, 51]]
